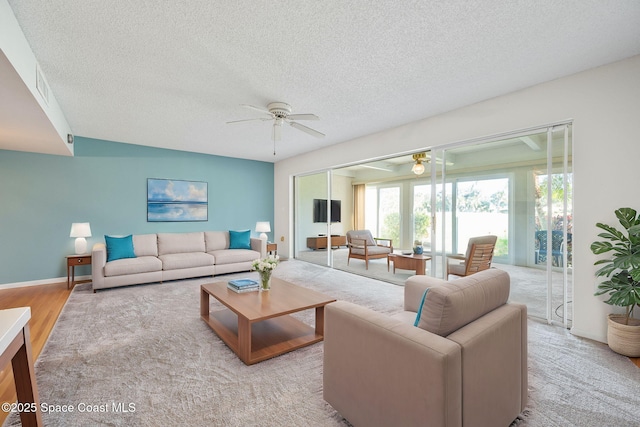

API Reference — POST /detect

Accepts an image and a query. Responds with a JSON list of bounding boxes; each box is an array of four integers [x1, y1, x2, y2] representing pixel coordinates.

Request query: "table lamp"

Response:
[[70, 222, 92, 254], [255, 221, 271, 240]]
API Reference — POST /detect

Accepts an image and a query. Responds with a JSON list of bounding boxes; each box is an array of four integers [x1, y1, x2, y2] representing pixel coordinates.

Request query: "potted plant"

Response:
[[591, 207, 640, 357]]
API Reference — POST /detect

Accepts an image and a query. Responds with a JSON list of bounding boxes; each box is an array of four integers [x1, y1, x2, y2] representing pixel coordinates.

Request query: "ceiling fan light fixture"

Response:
[[412, 152, 427, 175], [412, 161, 425, 175]]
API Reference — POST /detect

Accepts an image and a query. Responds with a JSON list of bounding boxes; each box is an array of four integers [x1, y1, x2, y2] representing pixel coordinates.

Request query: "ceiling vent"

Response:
[[35, 64, 49, 105]]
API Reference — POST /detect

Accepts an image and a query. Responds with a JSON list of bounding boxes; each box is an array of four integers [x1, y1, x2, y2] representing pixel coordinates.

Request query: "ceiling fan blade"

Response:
[[289, 121, 325, 138], [241, 104, 272, 116], [425, 153, 454, 166], [287, 113, 319, 121], [272, 122, 282, 142], [226, 117, 271, 124]]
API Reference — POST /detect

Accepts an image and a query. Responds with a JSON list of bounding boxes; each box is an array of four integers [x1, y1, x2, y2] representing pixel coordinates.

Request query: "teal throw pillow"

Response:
[[229, 229, 251, 249], [414, 289, 430, 327], [105, 235, 136, 262]]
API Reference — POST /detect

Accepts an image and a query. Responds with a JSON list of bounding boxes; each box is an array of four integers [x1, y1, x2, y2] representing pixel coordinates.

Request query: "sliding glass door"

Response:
[[293, 123, 573, 327], [294, 170, 352, 269], [434, 124, 572, 326], [539, 125, 573, 327], [365, 185, 401, 248], [453, 177, 510, 261], [294, 172, 331, 267]]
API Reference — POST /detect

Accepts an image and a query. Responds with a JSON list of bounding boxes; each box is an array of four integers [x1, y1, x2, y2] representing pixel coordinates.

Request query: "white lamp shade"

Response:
[[255, 221, 271, 240], [70, 222, 91, 254], [70, 222, 92, 238]]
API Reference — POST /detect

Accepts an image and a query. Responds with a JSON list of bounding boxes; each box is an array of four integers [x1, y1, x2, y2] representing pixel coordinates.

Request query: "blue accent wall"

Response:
[[0, 137, 274, 285]]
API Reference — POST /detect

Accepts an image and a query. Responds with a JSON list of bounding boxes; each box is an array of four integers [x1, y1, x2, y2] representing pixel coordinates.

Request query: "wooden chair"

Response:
[[446, 235, 497, 278], [346, 230, 393, 270]]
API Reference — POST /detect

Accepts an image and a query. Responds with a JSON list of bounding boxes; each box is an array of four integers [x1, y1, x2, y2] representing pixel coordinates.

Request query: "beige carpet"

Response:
[[298, 248, 572, 323], [4, 260, 638, 426]]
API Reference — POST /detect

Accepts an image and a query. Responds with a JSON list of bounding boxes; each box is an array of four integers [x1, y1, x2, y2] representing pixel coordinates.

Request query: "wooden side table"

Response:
[[0, 307, 43, 426], [66, 254, 92, 289], [266, 242, 278, 256]]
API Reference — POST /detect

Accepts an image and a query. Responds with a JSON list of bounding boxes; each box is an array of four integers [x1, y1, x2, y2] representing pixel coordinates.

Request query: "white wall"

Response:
[[275, 55, 640, 343], [0, 0, 72, 155]]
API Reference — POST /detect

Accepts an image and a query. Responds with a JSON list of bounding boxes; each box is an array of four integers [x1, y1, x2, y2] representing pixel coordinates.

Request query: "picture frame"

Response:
[[147, 178, 208, 222]]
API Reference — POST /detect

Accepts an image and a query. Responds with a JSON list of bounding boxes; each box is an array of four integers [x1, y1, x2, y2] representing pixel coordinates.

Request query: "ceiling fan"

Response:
[[227, 102, 325, 153]]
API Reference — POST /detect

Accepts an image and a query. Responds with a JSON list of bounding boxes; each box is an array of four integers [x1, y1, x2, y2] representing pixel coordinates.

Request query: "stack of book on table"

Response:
[[227, 278, 259, 293]]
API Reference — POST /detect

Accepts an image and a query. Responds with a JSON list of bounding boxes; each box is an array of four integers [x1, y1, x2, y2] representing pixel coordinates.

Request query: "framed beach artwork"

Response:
[[147, 178, 208, 222]]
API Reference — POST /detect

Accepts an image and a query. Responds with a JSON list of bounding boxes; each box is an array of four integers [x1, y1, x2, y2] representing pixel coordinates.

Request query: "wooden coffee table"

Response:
[[200, 278, 336, 365], [388, 253, 431, 275]]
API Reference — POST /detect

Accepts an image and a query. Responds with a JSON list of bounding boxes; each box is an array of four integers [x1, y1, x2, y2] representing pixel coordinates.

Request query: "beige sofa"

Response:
[[323, 269, 527, 427], [91, 231, 265, 291]]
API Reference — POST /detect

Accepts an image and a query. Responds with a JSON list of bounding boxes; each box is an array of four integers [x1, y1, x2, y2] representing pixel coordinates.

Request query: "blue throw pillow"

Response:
[[229, 229, 251, 249], [105, 235, 136, 262], [414, 288, 430, 327]]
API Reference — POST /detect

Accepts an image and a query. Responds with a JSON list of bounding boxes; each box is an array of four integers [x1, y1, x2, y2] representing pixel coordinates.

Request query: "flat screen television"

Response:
[[313, 199, 341, 223]]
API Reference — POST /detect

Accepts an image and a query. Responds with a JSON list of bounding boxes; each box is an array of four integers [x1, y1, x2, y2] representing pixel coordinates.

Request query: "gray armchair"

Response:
[[346, 229, 393, 270], [323, 269, 527, 427]]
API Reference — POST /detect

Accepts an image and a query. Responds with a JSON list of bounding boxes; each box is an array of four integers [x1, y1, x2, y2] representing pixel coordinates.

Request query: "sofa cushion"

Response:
[[205, 231, 228, 251], [229, 229, 251, 249], [416, 269, 510, 336], [157, 232, 205, 255], [159, 252, 214, 270], [105, 235, 136, 262], [133, 234, 158, 257], [104, 256, 162, 277], [209, 249, 260, 265]]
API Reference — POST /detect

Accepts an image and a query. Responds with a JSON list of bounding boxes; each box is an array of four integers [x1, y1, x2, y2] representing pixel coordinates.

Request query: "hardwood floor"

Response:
[[0, 280, 638, 425], [0, 281, 73, 425]]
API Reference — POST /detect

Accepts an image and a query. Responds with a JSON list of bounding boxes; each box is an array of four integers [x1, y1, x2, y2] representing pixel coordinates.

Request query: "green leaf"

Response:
[[616, 207, 638, 230], [629, 224, 640, 236], [591, 241, 613, 254], [612, 254, 640, 272], [596, 223, 627, 241], [595, 263, 616, 278]]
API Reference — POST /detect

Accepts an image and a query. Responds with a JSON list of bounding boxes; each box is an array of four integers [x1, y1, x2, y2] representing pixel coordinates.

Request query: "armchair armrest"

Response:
[[374, 237, 393, 249], [324, 301, 462, 427], [91, 243, 107, 289], [447, 254, 465, 260]]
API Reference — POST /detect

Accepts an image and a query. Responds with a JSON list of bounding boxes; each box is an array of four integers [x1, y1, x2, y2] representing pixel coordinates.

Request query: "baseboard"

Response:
[[0, 275, 91, 290], [570, 326, 607, 344]]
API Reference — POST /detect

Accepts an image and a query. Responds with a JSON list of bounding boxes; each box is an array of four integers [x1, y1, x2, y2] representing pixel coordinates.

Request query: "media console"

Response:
[[307, 235, 347, 250]]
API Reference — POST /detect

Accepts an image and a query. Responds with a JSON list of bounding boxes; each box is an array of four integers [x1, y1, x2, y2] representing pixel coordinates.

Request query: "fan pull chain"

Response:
[[273, 139, 276, 156]]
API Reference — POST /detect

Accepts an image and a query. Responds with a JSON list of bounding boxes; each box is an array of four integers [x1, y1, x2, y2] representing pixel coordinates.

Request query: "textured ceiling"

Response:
[[6, 0, 640, 162]]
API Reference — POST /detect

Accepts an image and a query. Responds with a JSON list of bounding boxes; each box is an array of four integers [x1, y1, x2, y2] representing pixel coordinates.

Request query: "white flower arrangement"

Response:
[[251, 255, 280, 274], [252, 255, 280, 290]]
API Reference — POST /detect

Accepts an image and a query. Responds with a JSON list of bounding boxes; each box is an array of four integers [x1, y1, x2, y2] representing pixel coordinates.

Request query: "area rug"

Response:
[[297, 249, 573, 324], [4, 260, 639, 426]]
